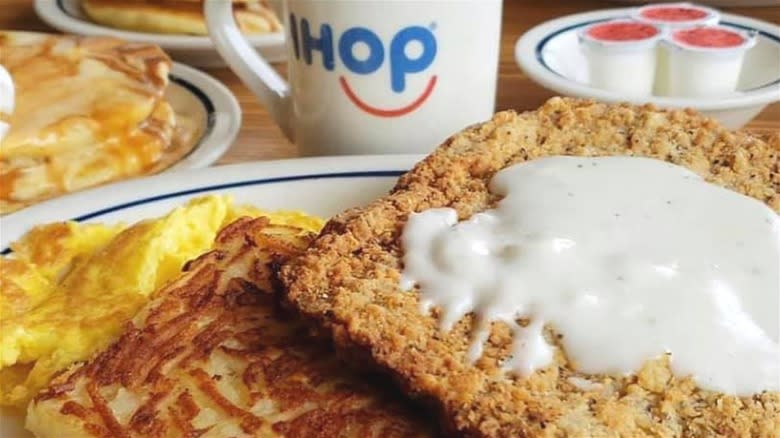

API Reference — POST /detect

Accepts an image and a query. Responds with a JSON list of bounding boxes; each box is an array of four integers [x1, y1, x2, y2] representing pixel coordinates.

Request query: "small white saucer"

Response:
[[515, 8, 780, 129], [34, 0, 286, 67]]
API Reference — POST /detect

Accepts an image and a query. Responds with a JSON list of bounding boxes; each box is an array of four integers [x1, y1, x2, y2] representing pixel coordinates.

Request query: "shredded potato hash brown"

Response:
[[0, 195, 324, 408]]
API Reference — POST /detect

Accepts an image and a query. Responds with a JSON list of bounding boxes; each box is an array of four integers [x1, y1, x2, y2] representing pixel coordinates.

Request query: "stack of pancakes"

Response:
[[0, 32, 185, 214], [82, 0, 282, 35]]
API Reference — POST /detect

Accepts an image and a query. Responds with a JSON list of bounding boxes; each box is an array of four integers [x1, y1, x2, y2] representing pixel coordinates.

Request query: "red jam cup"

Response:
[[579, 20, 664, 96], [666, 26, 756, 97], [633, 3, 720, 95]]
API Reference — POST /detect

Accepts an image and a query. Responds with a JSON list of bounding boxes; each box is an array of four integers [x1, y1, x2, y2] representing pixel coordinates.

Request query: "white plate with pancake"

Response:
[[34, 0, 286, 66], [0, 154, 419, 436], [0, 48, 241, 214]]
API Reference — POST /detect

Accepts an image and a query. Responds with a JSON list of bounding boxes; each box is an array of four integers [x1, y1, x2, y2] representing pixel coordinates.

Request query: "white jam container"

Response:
[[0, 65, 13, 143], [579, 20, 664, 97], [633, 3, 721, 96], [666, 26, 757, 97]]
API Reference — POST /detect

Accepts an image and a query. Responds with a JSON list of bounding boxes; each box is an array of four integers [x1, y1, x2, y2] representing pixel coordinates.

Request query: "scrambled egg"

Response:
[[0, 195, 324, 407]]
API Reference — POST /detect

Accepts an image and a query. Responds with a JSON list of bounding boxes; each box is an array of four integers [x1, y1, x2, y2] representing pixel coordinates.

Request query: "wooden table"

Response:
[[2, 0, 779, 164]]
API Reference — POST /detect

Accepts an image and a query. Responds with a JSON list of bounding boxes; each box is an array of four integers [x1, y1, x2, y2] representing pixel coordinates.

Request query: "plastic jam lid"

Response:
[[634, 3, 719, 27], [641, 6, 708, 22], [673, 27, 745, 48], [668, 26, 757, 54], [586, 21, 660, 42]]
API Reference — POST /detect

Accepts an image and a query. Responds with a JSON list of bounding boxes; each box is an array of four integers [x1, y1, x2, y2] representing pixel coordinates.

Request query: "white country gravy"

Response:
[[400, 156, 779, 395]]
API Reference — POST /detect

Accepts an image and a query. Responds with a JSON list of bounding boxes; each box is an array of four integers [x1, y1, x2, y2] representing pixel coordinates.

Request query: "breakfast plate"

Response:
[[34, 0, 286, 66], [1, 155, 419, 252], [515, 8, 780, 128]]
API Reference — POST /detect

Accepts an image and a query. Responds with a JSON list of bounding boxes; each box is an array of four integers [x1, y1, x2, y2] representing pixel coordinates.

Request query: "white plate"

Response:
[[34, 0, 286, 66], [2, 155, 420, 251], [0, 155, 420, 436], [515, 9, 780, 128], [166, 62, 242, 171]]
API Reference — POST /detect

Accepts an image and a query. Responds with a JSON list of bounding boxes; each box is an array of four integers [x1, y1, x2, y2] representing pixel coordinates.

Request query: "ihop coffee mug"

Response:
[[205, 0, 502, 155]]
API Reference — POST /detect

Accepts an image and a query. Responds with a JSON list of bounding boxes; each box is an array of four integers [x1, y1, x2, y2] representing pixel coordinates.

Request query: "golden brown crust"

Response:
[[281, 98, 780, 438], [27, 218, 432, 438]]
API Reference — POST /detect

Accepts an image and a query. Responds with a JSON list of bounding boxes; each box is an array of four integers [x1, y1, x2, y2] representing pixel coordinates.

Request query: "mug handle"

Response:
[[204, 0, 292, 140]]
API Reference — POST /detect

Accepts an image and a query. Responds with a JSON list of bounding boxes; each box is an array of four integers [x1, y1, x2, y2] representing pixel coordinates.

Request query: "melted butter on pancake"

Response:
[[0, 32, 192, 215]]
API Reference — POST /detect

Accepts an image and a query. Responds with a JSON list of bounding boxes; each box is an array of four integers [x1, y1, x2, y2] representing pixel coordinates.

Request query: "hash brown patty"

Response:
[[281, 98, 780, 437], [27, 217, 433, 438]]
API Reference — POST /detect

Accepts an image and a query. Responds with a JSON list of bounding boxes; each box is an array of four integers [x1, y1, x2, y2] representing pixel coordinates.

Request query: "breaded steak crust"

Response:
[[282, 98, 780, 438], [27, 218, 432, 438]]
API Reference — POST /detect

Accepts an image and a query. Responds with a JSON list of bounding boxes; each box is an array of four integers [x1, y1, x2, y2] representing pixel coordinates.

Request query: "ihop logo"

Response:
[[289, 13, 437, 117]]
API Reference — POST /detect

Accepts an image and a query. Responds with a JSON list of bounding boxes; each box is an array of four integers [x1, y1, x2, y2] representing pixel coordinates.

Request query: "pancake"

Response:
[[0, 32, 175, 214], [27, 217, 433, 438], [82, 0, 282, 35], [281, 98, 780, 437]]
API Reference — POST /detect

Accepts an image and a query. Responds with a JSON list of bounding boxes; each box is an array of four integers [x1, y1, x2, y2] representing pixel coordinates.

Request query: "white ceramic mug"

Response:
[[205, 0, 502, 156]]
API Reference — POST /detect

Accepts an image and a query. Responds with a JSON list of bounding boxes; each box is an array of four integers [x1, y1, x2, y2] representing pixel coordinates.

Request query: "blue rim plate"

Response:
[[0, 155, 421, 254], [515, 8, 780, 111]]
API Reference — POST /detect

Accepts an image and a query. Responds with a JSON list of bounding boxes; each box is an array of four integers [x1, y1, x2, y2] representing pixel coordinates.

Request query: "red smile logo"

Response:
[[339, 75, 438, 118]]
